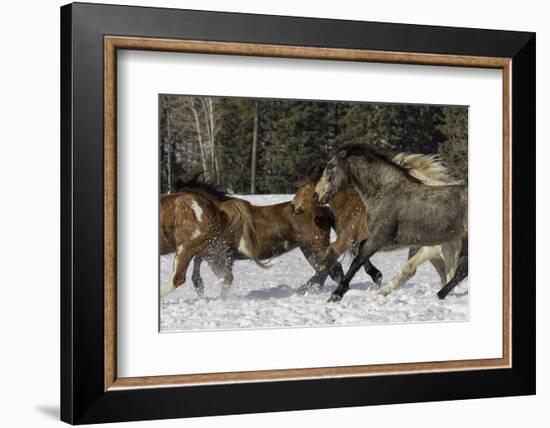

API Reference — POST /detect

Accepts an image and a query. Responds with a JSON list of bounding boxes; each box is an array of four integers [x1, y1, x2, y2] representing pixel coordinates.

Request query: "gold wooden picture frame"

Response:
[[104, 36, 511, 391]]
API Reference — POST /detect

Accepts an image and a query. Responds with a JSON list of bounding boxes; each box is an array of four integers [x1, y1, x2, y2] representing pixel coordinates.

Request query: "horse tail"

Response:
[[225, 199, 268, 268], [392, 152, 462, 186]]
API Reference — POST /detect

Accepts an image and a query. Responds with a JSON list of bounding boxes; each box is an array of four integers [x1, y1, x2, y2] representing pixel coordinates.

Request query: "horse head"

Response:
[[314, 150, 350, 205], [291, 164, 324, 214]]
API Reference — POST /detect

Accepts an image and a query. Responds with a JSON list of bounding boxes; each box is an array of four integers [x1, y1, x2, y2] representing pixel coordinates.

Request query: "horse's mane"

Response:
[[392, 152, 461, 186], [339, 144, 423, 183], [171, 172, 232, 201], [306, 163, 325, 183]]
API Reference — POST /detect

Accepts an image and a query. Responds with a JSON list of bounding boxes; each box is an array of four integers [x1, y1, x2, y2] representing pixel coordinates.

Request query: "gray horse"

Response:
[[314, 144, 468, 302]]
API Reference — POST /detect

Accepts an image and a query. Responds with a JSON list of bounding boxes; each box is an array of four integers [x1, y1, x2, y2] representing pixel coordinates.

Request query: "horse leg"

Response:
[[400, 247, 419, 283], [328, 253, 368, 302], [327, 238, 380, 287], [219, 267, 234, 299], [437, 254, 468, 299], [191, 255, 204, 297], [328, 238, 383, 302], [363, 258, 383, 287], [160, 243, 197, 299], [352, 239, 383, 286], [319, 241, 348, 288], [408, 246, 448, 286], [210, 256, 234, 299], [312, 236, 345, 273], [429, 255, 448, 285], [379, 245, 443, 297], [441, 239, 462, 283], [327, 262, 345, 285], [298, 245, 330, 293], [300, 264, 347, 295], [301, 272, 328, 293]]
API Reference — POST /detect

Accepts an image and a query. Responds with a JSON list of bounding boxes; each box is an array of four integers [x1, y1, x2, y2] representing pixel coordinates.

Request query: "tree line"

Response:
[[159, 95, 468, 194]]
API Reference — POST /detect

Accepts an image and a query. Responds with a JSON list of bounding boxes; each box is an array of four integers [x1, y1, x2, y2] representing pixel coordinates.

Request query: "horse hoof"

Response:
[[327, 293, 342, 303], [297, 283, 322, 295], [378, 287, 392, 297], [194, 283, 205, 298], [374, 272, 383, 287], [437, 290, 448, 300], [160, 285, 175, 299], [296, 284, 308, 295]]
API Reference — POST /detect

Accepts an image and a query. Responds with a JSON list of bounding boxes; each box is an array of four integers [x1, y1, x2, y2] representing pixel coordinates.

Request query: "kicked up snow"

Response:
[[160, 194, 468, 332]]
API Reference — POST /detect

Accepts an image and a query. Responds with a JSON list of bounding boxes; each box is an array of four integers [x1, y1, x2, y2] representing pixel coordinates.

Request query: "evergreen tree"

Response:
[[336, 103, 444, 154], [437, 106, 468, 181], [216, 98, 255, 193], [160, 95, 468, 194], [259, 100, 334, 193]]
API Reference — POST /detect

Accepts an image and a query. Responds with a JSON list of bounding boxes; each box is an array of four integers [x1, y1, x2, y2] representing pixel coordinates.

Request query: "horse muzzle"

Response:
[[313, 192, 327, 205]]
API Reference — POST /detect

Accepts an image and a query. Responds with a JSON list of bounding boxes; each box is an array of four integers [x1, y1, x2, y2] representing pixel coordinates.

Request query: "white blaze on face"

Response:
[[314, 175, 327, 200], [191, 199, 203, 222], [313, 179, 325, 198]]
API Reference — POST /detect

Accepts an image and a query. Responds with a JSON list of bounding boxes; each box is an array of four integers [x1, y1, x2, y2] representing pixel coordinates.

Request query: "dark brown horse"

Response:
[[160, 176, 344, 298]]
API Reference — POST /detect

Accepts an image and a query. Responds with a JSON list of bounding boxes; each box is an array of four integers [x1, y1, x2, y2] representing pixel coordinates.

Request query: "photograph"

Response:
[[158, 95, 469, 331]]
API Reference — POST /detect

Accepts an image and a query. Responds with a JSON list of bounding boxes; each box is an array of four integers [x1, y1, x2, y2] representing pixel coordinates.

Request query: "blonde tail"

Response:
[[227, 199, 268, 268]]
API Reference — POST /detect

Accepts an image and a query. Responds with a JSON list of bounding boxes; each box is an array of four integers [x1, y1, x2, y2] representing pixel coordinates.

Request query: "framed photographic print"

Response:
[[60, 2, 536, 424]]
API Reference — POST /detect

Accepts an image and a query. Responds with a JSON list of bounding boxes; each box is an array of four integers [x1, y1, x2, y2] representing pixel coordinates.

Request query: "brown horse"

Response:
[[291, 152, 464, 296], [160, 176, 344, 299], [291, 168, 382, 285]]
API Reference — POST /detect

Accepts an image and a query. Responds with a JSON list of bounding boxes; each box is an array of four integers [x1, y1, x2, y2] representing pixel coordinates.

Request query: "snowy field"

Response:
[[160, 194, 469, 332]]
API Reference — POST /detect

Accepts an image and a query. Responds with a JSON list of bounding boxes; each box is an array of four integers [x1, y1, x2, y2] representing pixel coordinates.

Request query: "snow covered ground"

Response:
[[160, 194, 469, 332]]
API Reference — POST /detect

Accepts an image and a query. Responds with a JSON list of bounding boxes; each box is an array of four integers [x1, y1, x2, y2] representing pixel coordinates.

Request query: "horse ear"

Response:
[[308, 164, 324, 182], [313, 165, 324, 180]]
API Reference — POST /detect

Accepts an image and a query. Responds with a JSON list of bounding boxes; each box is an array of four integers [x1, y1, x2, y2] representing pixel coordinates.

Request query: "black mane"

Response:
[[339, 144, 422, 183], [171, 172, 232, 201], [340, 143, 396, 162], [306, 163, 326, 182]]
